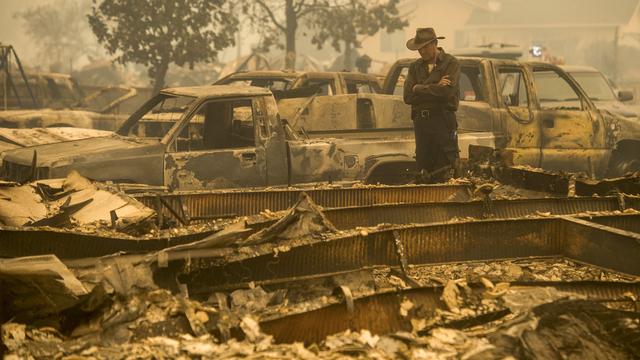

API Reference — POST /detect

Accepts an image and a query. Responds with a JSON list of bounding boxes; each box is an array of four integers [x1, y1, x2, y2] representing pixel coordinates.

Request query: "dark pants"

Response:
[[412, 110, 459, 182]]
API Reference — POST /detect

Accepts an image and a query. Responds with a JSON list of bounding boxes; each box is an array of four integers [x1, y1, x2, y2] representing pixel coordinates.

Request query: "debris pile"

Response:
[[1, 177, 640, 359], [3, 274, 640, 359], [0, 171, 155, 233]]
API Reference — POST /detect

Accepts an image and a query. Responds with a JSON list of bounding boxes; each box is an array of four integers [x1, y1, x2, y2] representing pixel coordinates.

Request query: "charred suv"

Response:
[[0, 85, 434, 189]]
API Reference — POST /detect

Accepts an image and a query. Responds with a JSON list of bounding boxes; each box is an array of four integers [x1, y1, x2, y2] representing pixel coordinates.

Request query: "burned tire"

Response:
[[365, 162, 416, 185], [607, 151, 640, 178]]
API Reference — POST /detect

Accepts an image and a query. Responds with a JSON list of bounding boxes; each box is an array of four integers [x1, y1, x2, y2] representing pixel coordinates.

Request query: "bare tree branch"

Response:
[[297, 0, 322, 19], [255, 0, 286, 32], [293, 0, 306, 15]]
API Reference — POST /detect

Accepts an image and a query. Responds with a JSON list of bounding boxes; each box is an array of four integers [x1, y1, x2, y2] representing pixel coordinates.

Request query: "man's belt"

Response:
[[413, 108, 449, 118], [419, 109, 445, 117]]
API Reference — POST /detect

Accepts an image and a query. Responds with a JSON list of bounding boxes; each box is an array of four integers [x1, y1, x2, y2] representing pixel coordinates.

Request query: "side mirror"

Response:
[[618, 90, 634, 102]]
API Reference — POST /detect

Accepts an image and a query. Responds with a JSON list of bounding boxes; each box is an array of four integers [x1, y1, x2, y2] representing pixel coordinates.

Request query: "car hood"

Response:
[[1, 135, 161, 168], [594, 100, 638, 119], [0, 127, 112, 148]]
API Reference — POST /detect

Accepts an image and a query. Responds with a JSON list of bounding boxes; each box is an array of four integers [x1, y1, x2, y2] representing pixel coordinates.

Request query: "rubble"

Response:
[[240, 193, 337, 246], [0, 171, 155, 233], [1, 177, 640, 359], [3, 279, 639, 359], [0, 255, 88, 322]]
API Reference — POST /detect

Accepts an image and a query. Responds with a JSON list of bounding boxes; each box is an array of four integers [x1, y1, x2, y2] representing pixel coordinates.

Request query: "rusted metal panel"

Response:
[[562, 216, 640, 276], [576, 176, 640, 196], [176, 216, 640, 293], [0, 198, 640, 260], [588, 212, 640, 234], [135, 184, 472, 221], [260, 281, 640, 344], [261, 286, 442, 344], [493, 166, 570, 195], [320, 196, 627, 230], [0, 227, 217, 259], [492, 166, 640, 196]]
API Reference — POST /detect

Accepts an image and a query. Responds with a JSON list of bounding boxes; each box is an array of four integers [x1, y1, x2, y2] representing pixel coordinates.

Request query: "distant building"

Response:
[[456, 0, 640, 80]]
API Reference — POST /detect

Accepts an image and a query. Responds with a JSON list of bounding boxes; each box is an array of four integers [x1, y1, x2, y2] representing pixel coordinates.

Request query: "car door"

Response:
[[163, 97, 267, 190], [493, 64, 542, 168], [531, 66, 608, 176]]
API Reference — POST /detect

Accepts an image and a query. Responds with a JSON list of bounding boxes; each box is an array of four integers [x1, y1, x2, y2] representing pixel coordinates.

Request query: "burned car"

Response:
[[382, 57, 640, 177], [214, 70, 382, 96], [561, 65, 636, 119], [0, 85, 446, 188], [4, 56, 640, 189], [0, 71, 135, 130], [214, 70, 410, 132]]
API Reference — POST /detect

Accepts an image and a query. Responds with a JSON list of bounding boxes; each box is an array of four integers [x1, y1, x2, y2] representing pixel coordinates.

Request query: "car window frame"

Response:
[[166, 96, 259, 153], [530, 65, 594, 112]]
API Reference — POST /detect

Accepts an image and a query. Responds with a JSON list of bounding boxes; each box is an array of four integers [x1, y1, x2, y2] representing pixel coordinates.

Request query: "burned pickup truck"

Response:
[[382, 57, 640, 177], [215, 70, 412, 131], [0, 85, 451, 188]]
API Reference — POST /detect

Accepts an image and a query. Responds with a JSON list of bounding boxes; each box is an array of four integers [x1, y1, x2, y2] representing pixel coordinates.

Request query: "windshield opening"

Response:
[[569, 72, 616, 101], [532, 70, 583, 110], [222, 78, 293, 91], [117, 93, 195, 138]]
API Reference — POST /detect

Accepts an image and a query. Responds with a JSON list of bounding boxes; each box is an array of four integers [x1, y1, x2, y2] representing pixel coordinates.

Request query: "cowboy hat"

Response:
[[406, 27, 445, 51]]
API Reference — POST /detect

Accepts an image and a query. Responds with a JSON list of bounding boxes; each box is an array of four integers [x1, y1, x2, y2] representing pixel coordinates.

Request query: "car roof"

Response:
[[161, 85, 271, 99], [393, 56, 496, 66], [224, 70, 301, 79], [559, 65, 599, 73], [223, 70, 378, 81]]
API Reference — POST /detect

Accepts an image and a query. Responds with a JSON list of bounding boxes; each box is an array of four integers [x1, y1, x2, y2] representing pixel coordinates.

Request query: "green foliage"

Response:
[[88, 0, 238, 92], [308, 0, 407, 53], [240, 0, 407, 70]]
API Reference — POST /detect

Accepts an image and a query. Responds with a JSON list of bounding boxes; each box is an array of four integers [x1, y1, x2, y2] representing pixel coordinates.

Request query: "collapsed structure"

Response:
[[1, 169, 640, 358]]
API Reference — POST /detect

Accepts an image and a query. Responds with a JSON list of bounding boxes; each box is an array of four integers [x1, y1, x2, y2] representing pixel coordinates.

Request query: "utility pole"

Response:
[[2, 46, 7, 110], [613, 26, 620, 82]]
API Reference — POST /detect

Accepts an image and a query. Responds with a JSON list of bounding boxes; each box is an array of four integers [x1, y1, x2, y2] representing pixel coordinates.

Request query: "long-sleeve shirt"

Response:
[[403, 48, 460, 112]]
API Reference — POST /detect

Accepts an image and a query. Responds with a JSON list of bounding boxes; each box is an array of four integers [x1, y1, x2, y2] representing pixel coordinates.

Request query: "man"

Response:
[[403, 27, 460, 183]]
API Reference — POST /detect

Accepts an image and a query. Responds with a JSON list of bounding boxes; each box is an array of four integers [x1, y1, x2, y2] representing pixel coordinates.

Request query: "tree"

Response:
[[88, 0, 238, 94], [241, 0, 311, 70], [242, 0, 406, 70], [308, 0, 407, 70], [15, 0, 100, 72]]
